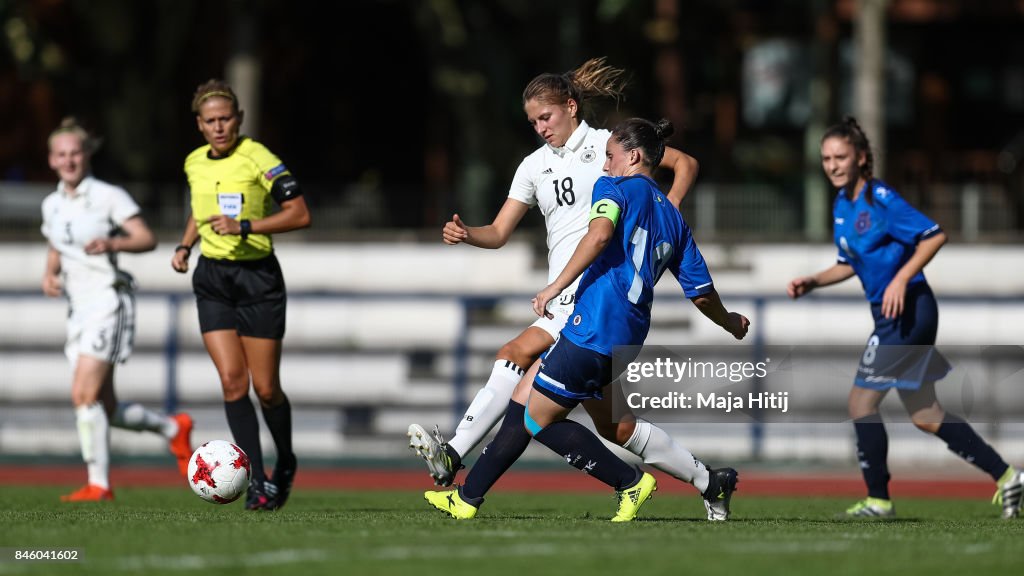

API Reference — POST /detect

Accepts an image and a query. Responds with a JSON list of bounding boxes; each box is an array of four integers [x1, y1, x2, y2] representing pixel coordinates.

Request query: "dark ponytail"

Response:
[[610, 117, 674, 168], [822, 116, 875, 202]]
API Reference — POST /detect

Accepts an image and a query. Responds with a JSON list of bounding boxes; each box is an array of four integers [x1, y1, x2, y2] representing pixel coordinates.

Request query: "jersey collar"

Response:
[[58, 175, 95, 199], [839, 180, 870, 202], [549, 120, 591, 156]]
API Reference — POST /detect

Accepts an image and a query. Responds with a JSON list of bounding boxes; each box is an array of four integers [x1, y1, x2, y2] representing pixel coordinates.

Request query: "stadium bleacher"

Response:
[[1, 241, 1022, 465]]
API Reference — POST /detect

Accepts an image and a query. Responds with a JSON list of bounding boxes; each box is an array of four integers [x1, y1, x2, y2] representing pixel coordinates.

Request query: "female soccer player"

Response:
[[409, 59, 729, 513], [425, 118, 749, 521], [41, 118, 193, 502], [171, 80, 310, 510], [787, 116, 1022, 518]]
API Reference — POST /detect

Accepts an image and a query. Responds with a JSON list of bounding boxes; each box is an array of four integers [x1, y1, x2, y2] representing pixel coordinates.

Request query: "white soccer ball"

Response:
[[187, 440, 252, 504]]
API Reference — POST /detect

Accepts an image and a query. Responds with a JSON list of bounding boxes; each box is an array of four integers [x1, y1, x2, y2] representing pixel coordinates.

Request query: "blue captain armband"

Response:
[[590, 199, 621, 225]]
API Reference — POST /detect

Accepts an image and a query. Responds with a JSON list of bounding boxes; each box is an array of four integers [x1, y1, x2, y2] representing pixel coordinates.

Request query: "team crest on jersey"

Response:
[[580, 149, 597, 163], [572, 314, 582, 326], [855, 210, 871, 234]]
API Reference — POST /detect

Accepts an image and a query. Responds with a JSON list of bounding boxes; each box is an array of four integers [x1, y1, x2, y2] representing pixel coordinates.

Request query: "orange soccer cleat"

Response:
[[61, 484, 114, 502], [169, 413, 194, 478]]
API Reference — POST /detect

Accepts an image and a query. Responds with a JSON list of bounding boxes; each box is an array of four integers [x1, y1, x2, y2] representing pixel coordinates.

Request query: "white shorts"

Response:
[[65, 287, 136, 367], [531, 288, 576, 339]]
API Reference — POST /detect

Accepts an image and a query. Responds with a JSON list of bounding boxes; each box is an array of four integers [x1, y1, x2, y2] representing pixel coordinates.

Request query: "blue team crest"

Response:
[[855, 210, 871, 234]]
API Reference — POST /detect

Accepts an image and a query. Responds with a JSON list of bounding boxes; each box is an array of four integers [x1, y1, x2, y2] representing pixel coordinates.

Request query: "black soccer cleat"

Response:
[[701, 467, 739, 521], [266, 455, 297, 511], [244, 478, 277, 511]]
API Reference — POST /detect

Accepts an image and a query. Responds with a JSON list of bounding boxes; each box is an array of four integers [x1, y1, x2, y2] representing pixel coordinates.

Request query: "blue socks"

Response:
[[936, 414, 1009, 481], [461, 401, 531, 501], [533, 419, 640, 491]]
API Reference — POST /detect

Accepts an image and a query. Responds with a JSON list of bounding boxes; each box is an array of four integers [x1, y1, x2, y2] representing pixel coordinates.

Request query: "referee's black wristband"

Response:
[[175, 244, 192, 255], [239, 219, 252, 240]]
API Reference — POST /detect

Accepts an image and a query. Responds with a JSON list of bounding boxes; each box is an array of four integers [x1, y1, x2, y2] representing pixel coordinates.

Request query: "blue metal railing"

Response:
[[4, 289, 1023, 459]]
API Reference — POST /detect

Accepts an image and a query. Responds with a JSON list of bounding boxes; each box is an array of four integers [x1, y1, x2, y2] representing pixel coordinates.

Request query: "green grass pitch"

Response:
[[1, 486, 1022, 575]]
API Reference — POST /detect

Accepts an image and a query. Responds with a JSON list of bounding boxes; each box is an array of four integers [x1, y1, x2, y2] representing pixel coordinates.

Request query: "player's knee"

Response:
[[911, 418, 940, 434], [593, 420, 629, 445], [496, 341, 533, 369], [254, 386, 283, 407]]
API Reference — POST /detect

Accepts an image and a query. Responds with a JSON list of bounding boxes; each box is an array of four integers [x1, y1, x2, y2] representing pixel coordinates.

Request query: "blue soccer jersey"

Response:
[[562, 175, 714, 355], [833, 180, 942, 304]]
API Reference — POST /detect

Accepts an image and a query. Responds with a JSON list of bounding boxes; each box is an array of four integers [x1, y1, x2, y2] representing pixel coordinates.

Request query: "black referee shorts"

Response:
[[193, 254, 287, 339]]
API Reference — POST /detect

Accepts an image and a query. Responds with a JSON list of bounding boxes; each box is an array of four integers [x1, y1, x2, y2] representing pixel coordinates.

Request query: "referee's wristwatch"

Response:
[[239, 219, 252, 240]]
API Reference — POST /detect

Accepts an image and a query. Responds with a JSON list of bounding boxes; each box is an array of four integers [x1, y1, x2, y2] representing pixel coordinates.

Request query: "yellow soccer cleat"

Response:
[[844, 496, 895, 518], [992, 466, 1022, 519], [611, 472, 657, 522], [425, 488, 479, 520]]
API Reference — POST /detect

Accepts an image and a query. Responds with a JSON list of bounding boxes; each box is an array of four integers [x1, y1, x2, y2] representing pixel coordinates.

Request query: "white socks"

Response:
[[112, 402, 177, 439], [76, 403, 110, 489], [623, 419, 710, 493], [447, 360, 524, 457]]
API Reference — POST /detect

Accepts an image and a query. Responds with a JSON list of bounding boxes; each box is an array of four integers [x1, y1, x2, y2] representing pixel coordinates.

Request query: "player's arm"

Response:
[[880, 231, 947, 319], [532, 209, 615, 318], [171, 215, 199, 273], [659, 147, 699, 209], [443, 199, 530, 248], [690, 289, 749, 340], [41, 245, 62, 297], [207, 172, 312, 237], [85, 215, 157, 255], [787, 263, 856, 299]]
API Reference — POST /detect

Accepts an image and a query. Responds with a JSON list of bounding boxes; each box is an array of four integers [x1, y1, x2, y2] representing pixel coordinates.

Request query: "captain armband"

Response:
[[270, 175, 303, 204], [589, 199, 621, 225]]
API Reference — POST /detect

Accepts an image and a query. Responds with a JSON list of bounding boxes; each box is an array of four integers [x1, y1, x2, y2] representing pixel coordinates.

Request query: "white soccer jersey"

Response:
[[40, 176, 139, 304], [508, 120, 611, 286]]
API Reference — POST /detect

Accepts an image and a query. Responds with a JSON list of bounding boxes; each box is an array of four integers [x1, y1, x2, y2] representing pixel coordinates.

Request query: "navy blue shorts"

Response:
[[533, 335, 613, 407], [855, 283, 951, 390], [193, 254, 287, 339]]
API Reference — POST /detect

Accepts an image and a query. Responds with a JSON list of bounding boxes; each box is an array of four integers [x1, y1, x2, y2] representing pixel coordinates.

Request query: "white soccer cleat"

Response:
[[407, 423, 459, 486]]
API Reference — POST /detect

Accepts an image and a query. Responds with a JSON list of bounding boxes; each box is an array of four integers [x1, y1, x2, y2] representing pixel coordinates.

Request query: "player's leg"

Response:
[[845, 385, 894, 517], [901, 383, 1020, 518], [423, 360, 540, 519], [236, 257, 294, 509], [203, 329, 270, 509], [526, 386, 655, 522], [586, 382, 711, 490], [584, 388, 736, 520], [244, 335, 297, 510], [104, 290, 193, 476], [63, 355, 115, 501], [529, 338, 655, 521], [410, 325, 554, 485]]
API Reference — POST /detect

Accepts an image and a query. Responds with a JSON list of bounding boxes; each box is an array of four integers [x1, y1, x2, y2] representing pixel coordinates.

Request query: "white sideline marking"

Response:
[[372, 543, 565, 560], [115, 549, 330, 571]]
